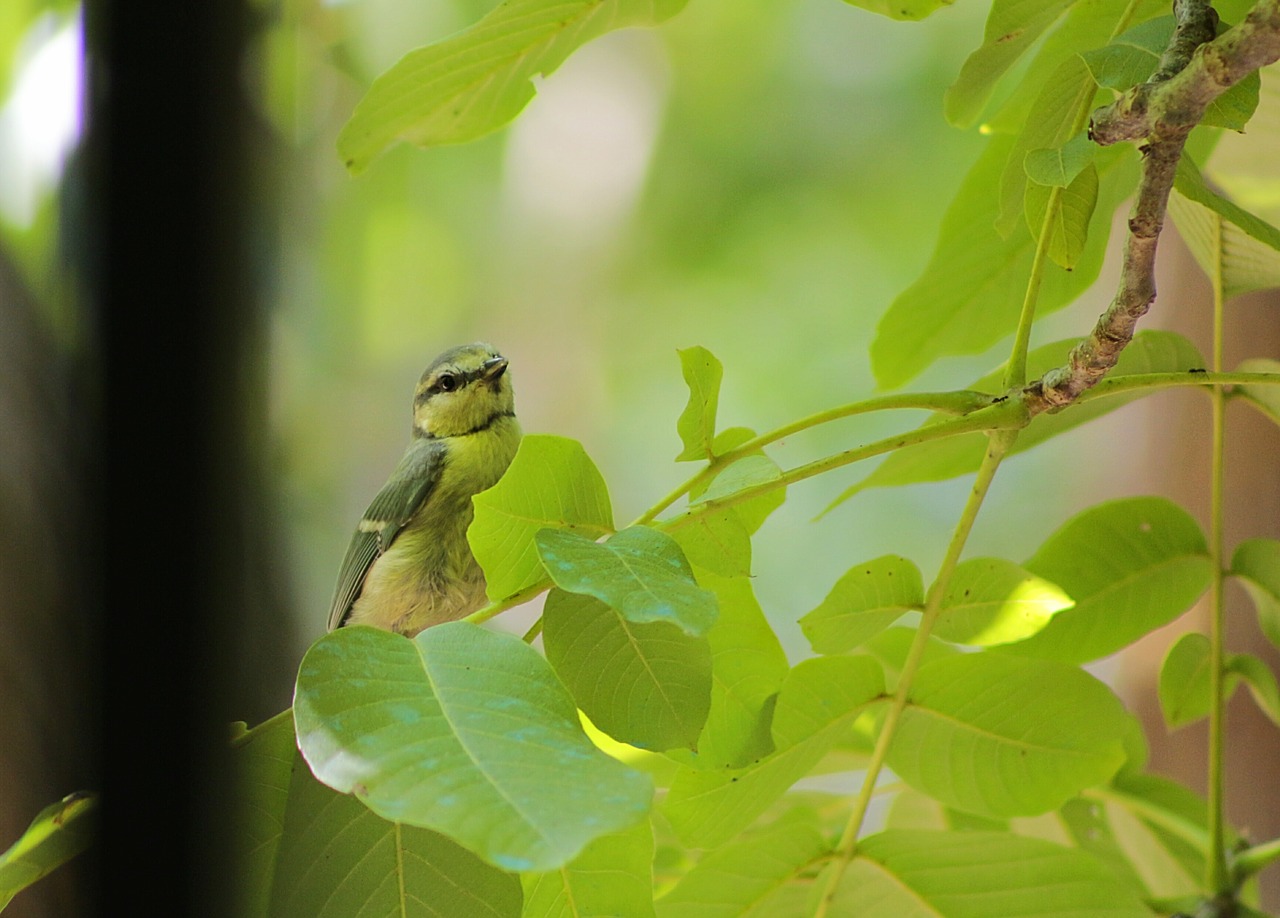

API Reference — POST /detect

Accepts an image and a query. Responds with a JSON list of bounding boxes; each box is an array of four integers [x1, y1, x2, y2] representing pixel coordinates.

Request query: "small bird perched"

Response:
[[327, 343, 522, 637]]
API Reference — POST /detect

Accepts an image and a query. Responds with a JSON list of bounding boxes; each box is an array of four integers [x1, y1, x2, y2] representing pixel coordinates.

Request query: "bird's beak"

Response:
[[480, 357, 509, 382]]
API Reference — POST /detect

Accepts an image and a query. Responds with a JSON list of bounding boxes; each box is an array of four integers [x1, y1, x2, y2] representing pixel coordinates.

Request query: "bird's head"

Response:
[[412, 343, 516, 439]]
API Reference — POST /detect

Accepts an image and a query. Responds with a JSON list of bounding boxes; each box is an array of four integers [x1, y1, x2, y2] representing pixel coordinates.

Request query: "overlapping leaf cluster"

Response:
[[222, 0, 1280, 915]]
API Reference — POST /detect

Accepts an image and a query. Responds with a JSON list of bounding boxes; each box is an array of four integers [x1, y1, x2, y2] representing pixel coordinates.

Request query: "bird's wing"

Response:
[[327, 437, 447, 631]]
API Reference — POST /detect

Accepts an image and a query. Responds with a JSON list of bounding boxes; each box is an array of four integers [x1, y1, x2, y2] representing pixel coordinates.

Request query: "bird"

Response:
[[327, 343, 522, 637]]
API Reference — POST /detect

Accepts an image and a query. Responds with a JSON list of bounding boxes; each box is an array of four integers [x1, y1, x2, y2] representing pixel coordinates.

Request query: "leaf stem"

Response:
[[812, 429, 1017, 915], [1233, 835, 1280, 880], [1005, 185, 1062, 390], [1076, 370, 1280, 403]]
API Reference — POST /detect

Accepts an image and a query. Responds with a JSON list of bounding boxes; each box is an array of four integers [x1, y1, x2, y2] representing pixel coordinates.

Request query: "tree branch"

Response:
[[1022, 0, 1280, 415]]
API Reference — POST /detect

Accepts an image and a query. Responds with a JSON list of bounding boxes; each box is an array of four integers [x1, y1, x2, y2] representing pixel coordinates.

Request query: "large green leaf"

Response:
[[1169, 165, 1280, 300], [889, 654, 1130, 818], [840, 331, 1203, 503], [825, 830, 1149, 916], [655, 809, 827, 917], [1024, 162, 1099, 269], [664, 656, 885, 847], [943, 0, 1076, 128], [294, 623, 651, 872], [0, 793, 96, 912], [1232, 537, 1280, 651], [696, 572, 789, 769], [337, 0, 688, 172], [933, 557, 1073, 646], [799, 555, 924, 654], [521, 821, 655, 918], [537, 526, 717, 636], [470, 435, 614, 599], [543, 588, 712, 752], [232, 713, 522, 918], [1157, 633, 1216, 729], [675, 346, 723, 461], [1006, 497, 1212, 662]]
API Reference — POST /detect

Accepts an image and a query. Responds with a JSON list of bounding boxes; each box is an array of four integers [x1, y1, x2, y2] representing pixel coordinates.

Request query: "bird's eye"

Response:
[[436, 373, 458, 393]]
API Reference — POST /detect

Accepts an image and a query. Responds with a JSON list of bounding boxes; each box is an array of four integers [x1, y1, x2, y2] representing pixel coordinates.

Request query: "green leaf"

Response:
[[536, 526, 717, 636], [1232, 537, 1280, 650], [840, 331, 1203, 503], [856, 626, 957, 691], [676, 346, 723, 461], [1078, 15, 1170, 89], [232, 713, 522, 917], [674, 454, 785, 578], [943, 0, 1076, 128], [664, 656, 885, 847], [1234, 359, 1280, 427], [1169, 161, 1280, 300], [1024, 161, 1099, 269], [890, 654, 1130, 818], [696, 572, 789, 769], [1201, 67, 1260, 132], [871, 133, 1122, 388], [543, 589, 712, 752], [840, 0, 954, 22], [934, 558, 1073, 646], [825, 830, 1150, 916], [294, 623, 652, 872], [470, 434, 614, 599], [1024, 133, 1096, 187], [0, 793, 96, 911], [1006, 497, 1212, 663], [655, 809, 827, 917], [522, 821, 655, 918], [337, 0, 688, 172], [1227, 653, 1280, 726], [1158, 633, 1215, 728], [799, 555, 924, 654]]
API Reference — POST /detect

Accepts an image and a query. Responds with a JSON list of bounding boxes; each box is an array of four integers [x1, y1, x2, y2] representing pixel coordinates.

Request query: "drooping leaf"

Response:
[[889, 653, 1130, 818], [825, 830, 1150, 916], [696, 572, 789, 769], [933, 557, 1073, 646], [0, 793, 96, 912], [232, 712, 296, 917], [1005, 497, 1212, 663], [655, 809, 827, 917], [294, 623, 652, 872], [838, 331, 1203, 504], [543, 589, 712, 752], [536, 526, 717, 636], [1157, 633, 1216, 729], [676, 346, 723, 461], [470, 435, 614, 599], [1227, 653, 1280, 726], [664, 656, 885, 847], [1234, 359, 1280, 427], [337, 0, 689, 172], [943, 0, 1076, 128], [1024, 161, 1100, 269], [799, 555, 924, 654], [1024, 133, 1096, 188], [1232, 537, 1280, 650], [521, 821, 655, 918]]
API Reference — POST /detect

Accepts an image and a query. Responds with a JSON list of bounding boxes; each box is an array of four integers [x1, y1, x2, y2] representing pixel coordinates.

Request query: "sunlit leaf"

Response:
[[537, 526, 717, 636], [294, 623, 651, 872], [825, 830, 1149, 916], [655, 809, 827, 917], [856, 626, 957, 691], [934, 558, 1073, 646], [1232, 537, 1280, 650], [664, 656, 885, 847], [1005, 497, 1211, 663], [337, 0, 689, 172], [800, 555, 923, 654], [0, 793, 96, 912], [522, 821, 655, 918], [1234, 359, 1280, 427], [676, 346, 723, 461], [1157, 633, 1215, 728], [944, 0, 1076, 128], [889, 654, 1130, 818], [543, 589, 712, 752], [840, 331, 1203, 503], [470, 435, 614, 599]]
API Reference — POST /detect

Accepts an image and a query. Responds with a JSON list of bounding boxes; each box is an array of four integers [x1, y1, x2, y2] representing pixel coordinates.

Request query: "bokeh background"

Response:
[[0, 0, 1277, 913]]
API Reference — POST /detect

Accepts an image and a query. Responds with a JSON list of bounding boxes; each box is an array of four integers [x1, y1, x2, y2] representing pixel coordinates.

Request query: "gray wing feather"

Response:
[[327, 438, 447, 631]]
